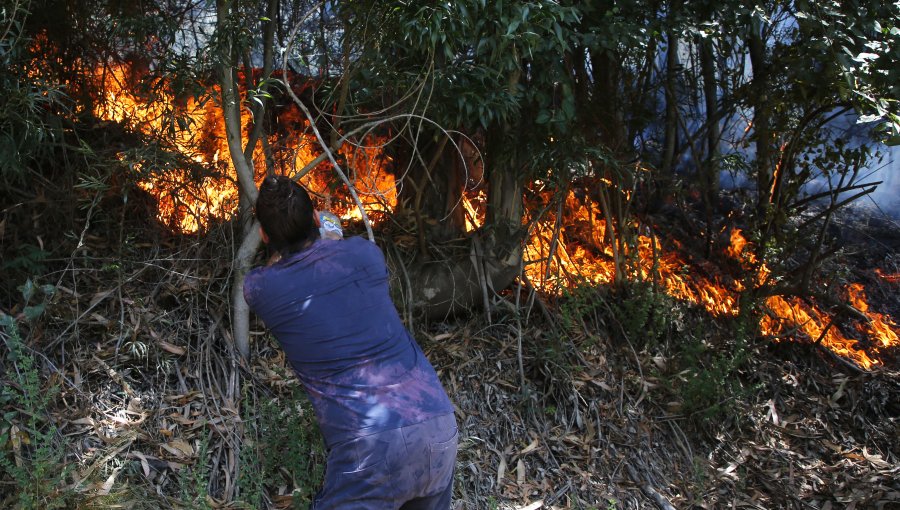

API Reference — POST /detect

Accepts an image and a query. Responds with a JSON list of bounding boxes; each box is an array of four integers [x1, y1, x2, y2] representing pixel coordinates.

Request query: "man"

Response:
[[243, 175, 458, 509]]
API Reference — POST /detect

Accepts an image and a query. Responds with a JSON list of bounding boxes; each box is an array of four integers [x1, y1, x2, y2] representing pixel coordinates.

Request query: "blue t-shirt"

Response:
[[243, 237, 455, 447]]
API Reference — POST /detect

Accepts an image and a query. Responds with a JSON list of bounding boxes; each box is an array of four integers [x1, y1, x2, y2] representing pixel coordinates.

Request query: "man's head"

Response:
[[255, 175, 318, 254]]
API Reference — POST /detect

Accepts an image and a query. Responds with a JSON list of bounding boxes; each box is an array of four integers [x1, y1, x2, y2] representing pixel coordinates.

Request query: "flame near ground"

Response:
[[94, 63, 899, 371]]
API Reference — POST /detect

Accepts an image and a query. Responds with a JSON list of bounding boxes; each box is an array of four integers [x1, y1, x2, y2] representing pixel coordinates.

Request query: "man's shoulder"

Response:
[[336, 235, 372, 248], [329, 236, 380, 257]]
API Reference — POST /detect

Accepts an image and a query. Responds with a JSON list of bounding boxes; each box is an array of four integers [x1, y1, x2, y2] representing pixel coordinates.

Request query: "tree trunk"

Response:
[[396, 61, 525, 319], [217, 0, 277, 360], [700, 35, 720, 256], [589, 49, 629, 152], [748, 16, 773, 217], [661, 30, 679, 176]]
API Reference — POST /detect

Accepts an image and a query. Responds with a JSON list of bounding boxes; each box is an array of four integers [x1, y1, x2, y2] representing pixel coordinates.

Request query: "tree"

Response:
[[214, 0, 270, 359]]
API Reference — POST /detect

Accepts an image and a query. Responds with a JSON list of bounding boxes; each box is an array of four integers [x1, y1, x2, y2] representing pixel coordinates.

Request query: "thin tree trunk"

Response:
[[748, 17, 772, 217], [217, 0, 276, 360], [590, 49, 628, 152], [661, 30, 679, 176], [700, 36, 720, 256]]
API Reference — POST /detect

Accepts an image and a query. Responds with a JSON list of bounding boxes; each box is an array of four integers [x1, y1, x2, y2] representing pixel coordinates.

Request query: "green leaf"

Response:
[[458, 3, 468, 20], [506, 19, 521, 36], [23, 304, 44, 322], [553, 22, 564, 46], [19, 279, 35, 303]]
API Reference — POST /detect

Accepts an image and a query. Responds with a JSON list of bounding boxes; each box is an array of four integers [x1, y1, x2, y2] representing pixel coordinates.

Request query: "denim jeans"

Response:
[[312, 413, 458, 510]]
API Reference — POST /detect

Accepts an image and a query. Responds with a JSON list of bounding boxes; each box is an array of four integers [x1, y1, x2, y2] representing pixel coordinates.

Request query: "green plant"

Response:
[[689, 454, 710, 501], [674, 316, 757, 420], [559, 281, 603, 337], [611, 281, 676, 349], [1, 244, 49, 275], [236, 385, 264, 509], [178, 433, 212, 510], [237, 380, 325, 509], [0, 317, 72, 508]]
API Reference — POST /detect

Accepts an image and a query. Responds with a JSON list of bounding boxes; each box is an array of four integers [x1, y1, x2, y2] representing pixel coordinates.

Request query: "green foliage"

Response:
[[794, 0, 900, 143], [558, 276, 677, 350], [1, 244, 49, 278], [0, 3, 67, 178], [558, 280, 602, 337], [0, 319, 72, 508], [237, 381, 325, 509], [178, 434, 212, 510], [673, 316, 758, 421], [610, 282, 678, 349]]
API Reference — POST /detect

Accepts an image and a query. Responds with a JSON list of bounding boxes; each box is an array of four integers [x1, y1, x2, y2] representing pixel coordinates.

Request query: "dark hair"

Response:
[[255, 175, 318, 255]]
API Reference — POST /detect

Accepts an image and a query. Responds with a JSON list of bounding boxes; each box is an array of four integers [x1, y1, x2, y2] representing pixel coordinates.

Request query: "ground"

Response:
[[1, 226, 898, 509]]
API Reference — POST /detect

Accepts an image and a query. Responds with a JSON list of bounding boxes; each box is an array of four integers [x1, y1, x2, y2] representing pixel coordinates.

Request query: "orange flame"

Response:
[[92, 62, 896, 369], [525, 201, 897, 369], [93, 63, 396, 232], [876, 269, 900, 283]]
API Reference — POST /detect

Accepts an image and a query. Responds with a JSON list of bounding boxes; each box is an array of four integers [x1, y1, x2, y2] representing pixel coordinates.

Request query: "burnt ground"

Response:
[[0, 218, 898, 509]]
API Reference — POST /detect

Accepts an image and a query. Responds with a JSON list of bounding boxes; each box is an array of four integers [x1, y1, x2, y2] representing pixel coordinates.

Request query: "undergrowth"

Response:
[[557, 277, 760, 423], [238, 376, 326, 509], [674, 316, 758, 421], [559, 279, 679, 350], [0, 313, 73, 508]]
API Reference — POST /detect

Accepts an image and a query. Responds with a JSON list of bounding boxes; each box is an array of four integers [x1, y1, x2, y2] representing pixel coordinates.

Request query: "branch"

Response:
[[282, 3, 374, 242], [624, 463, 676, 510], [796, 185, 878, 232], [790, 181, 881, 211]]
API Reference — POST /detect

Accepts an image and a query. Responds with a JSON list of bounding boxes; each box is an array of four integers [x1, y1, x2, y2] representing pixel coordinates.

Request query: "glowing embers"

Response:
[[875, 269, 900, 283]]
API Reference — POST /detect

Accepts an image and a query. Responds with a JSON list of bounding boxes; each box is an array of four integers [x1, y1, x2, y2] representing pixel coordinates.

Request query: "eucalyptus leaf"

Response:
[[19, 279, 35, 303], [23, 305, 45, 322]]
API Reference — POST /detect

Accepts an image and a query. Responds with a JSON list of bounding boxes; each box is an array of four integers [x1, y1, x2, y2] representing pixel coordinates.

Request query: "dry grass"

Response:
[[1, 221, 898, 509]]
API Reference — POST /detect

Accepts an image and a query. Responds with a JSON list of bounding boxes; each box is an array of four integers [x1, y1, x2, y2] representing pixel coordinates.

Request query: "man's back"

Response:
[[244, 237, 455, 447]]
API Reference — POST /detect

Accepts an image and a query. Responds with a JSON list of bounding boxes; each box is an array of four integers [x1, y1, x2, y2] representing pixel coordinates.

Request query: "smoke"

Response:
[[714, 112, 900, 221], [865, 144, 900, 218]]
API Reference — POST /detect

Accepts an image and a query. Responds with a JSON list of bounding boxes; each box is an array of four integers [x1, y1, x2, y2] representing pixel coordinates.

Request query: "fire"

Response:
[[463, 190, 487, 232], [92, 61, 896, 369], [523, 186, 740, 317], [726, 231, 897, 369], [759, 286, 899, 370], [524, 201, 897, 369], [846, 283, 899, 349], [93, 62, 396, 232], [92, 63, 239, 232], [876, 269, 900, 283]]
